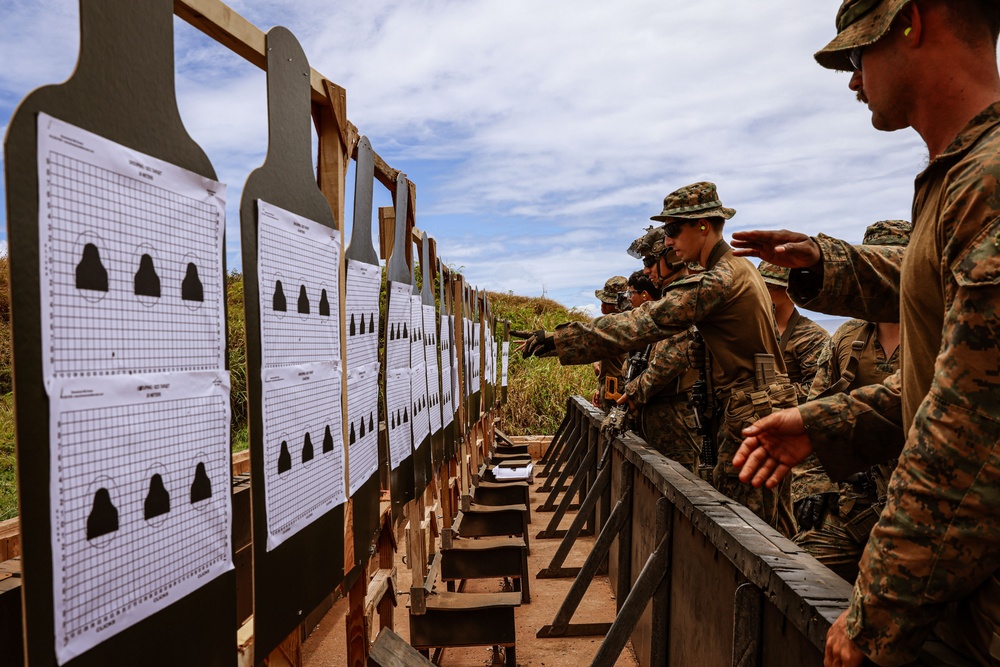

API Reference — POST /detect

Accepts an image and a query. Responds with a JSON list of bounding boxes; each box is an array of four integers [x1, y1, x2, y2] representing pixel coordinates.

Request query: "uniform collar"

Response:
[[922, 100, 1000, 171], [705, 239, 731, 270]]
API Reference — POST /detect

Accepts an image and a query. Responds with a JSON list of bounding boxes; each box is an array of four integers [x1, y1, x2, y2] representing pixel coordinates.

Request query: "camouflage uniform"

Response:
[[785, 102, 1000, 665], [758, 261, 830, 405], [554, 182, 797, 537], [594, 276, 628, 411], [626, 325, 701, 470], [792, 318, 900, 581]]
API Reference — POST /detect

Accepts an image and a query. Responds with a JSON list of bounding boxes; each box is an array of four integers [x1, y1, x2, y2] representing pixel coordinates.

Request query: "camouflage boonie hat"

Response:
[[651, 181, 736, 222], [757, 261, 790, 288], [595, 275, 628, 304], [814, 0, 910, 71], [863, 219, 911, 246]]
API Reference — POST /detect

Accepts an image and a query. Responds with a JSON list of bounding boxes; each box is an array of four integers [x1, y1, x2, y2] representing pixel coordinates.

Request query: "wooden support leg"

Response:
[[538, 460, 612, 578], [536, 461, 634, 639], [536, 433, 597, 536], [591, 497, 673, 667], [538, 400, 572, 467], [537, 425, 586, 509], [346, 574, 369, 667], [732, 583, 763, 667]]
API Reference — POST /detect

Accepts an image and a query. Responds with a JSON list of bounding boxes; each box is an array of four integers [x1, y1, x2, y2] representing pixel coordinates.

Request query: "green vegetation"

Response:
[[488, 291, 595, 436], [0, 262, 593, 519]]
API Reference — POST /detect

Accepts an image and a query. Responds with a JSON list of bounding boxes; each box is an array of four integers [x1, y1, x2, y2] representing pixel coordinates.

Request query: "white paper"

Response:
[[347, 362, 380, 497], [257, 200, 341, 369], [472, 320, 482, 395], [502, 342, 510, 387], [386, 368, 412, 470], [38, 113, 226, 382], [261, 362, 345, 550], [386, 282, 412, 371], [439, 312, 454, 429], [345, 260, 380, 371], [422, 305, 440, 435], [49, 372, 232, 664], [492, 462, 533, 480], [410, 361, 430, 446]]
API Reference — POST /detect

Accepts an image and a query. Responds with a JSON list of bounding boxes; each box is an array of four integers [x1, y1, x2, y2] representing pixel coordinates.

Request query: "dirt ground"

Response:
[[300, 475, 639, 667]]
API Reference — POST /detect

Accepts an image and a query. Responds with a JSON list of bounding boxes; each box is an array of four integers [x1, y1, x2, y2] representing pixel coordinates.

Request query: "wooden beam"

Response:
[[175, 0, 401, 189]]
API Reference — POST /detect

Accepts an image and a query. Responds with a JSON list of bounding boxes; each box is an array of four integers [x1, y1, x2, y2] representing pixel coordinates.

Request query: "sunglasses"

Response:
[[848, 46, 864, 71], [663, 220, 693, 238], [642, 255, 658, 268]]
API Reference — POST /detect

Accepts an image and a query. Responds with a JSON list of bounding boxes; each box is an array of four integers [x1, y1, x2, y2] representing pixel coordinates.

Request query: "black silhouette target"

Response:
[[74, 232, 110, 303], [85, 476, 120, 546]]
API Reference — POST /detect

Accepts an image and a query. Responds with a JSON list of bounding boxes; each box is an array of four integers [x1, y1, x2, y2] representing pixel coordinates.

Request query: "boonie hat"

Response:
[[651, 181, 736, 222], [595, 275, 628, 304], [815, 0, 911, 71], [863, 219, 911, 246], [757, 261, 790, 288]]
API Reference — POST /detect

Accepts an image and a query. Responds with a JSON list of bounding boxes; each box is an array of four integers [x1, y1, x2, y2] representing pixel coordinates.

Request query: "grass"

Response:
[[487, 291, 595, 436], [0, 263, 592, 519]]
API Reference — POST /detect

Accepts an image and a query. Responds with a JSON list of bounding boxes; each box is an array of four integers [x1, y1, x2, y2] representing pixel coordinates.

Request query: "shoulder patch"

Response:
[[953, 216, 1000, 287]]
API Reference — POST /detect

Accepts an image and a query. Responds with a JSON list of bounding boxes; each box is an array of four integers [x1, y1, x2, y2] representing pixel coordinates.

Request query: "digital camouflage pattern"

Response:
[[553, 240, 796, 536], [814, 0, 912, 71], [650, 181, 736, 222], [625, 328, 700, 470], [787, 102, 1000, 665], [863, 219, 911, 247], [792, 318, 900, 583], [757, 260, 790, 287], [779, 311, 830, 405], [595, 275, 628, 304]]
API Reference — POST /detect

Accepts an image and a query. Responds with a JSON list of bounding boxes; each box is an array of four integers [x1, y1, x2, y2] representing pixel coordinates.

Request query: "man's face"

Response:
[[847, 24, 912, 132], [665, 220, 702, 264], [600, 301, 617, 315], [630, 289, 654, 309]]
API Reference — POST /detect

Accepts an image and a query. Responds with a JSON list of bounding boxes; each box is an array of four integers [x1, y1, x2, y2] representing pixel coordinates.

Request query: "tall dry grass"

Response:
[[488, 291, 596, 435]]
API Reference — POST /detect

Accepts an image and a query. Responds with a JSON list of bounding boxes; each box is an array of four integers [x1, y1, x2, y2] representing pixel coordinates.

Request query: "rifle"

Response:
[[688, 331, 717, 470], [599, 344, 652, 467]]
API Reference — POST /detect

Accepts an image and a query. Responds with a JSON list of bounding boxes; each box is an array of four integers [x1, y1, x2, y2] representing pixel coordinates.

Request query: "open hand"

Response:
[[514, 329, 555, 358], [730, 229, 822, 270], [732, 407, 813, 488]]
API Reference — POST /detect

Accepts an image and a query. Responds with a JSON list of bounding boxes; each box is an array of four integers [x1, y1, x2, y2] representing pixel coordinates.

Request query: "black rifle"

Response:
[[599, 344, 651, 468], [689, 331, 717, 470]]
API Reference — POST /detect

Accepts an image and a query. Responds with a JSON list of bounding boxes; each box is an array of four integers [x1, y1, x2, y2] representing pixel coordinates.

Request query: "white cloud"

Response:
[[0, 0, 938, 315]]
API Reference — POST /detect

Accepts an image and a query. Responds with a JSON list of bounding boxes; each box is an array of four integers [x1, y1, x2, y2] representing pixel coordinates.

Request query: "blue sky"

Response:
[[2, 0, 928, 321]]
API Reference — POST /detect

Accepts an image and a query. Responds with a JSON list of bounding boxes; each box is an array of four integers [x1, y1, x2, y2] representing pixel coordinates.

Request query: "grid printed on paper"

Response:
[[347, 366, 379, 496], [386, 284, 411, 371], [54, 396, 230, 646], [263, 375, 344, 541], [422, 306, 441, 434], [259, 219, 340, 368], [44, 152, 223, 377], [345, 260, 380, 371]]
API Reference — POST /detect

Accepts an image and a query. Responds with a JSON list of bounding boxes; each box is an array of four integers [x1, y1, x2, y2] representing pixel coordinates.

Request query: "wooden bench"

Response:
[[408, 591, 521, 667], [439, 536, 530, 603]]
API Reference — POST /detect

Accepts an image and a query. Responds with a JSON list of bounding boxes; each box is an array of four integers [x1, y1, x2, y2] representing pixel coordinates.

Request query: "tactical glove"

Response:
[[516, 329, 555, 358], [793, 492, 838, 532]]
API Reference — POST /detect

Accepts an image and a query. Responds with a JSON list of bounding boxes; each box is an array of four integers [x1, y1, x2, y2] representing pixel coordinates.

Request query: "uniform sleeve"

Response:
[[789, 320, 830, 404], [625, 330, 694, 406], [787, 235, 905, 323], [798, 371, 905, 481], [791, 455, 838, 504], [845, 215, 1000, 664], [554, 273, 725, 365]]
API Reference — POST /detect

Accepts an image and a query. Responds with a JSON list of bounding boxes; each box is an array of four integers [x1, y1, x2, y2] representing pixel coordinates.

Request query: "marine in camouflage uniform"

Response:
[[789, 221, 909, 584], [623, 227, 701, 470], [757, 261, 830, 405], [593, 275, 628, 411], [731, 1, 1000, 663], [525, 182, 797, 537]]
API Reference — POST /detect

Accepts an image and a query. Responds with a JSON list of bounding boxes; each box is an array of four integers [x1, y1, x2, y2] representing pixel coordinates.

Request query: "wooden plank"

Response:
[[346, 573, 369, 667], [368, 628, 432, 667]]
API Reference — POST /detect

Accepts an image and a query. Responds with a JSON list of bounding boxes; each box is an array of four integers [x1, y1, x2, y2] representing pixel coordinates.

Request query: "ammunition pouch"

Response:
[[842, 501, 884, 543]]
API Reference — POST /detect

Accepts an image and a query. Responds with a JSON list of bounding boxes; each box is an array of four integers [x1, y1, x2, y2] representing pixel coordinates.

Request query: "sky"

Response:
[[1, 0, 929, 323]]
